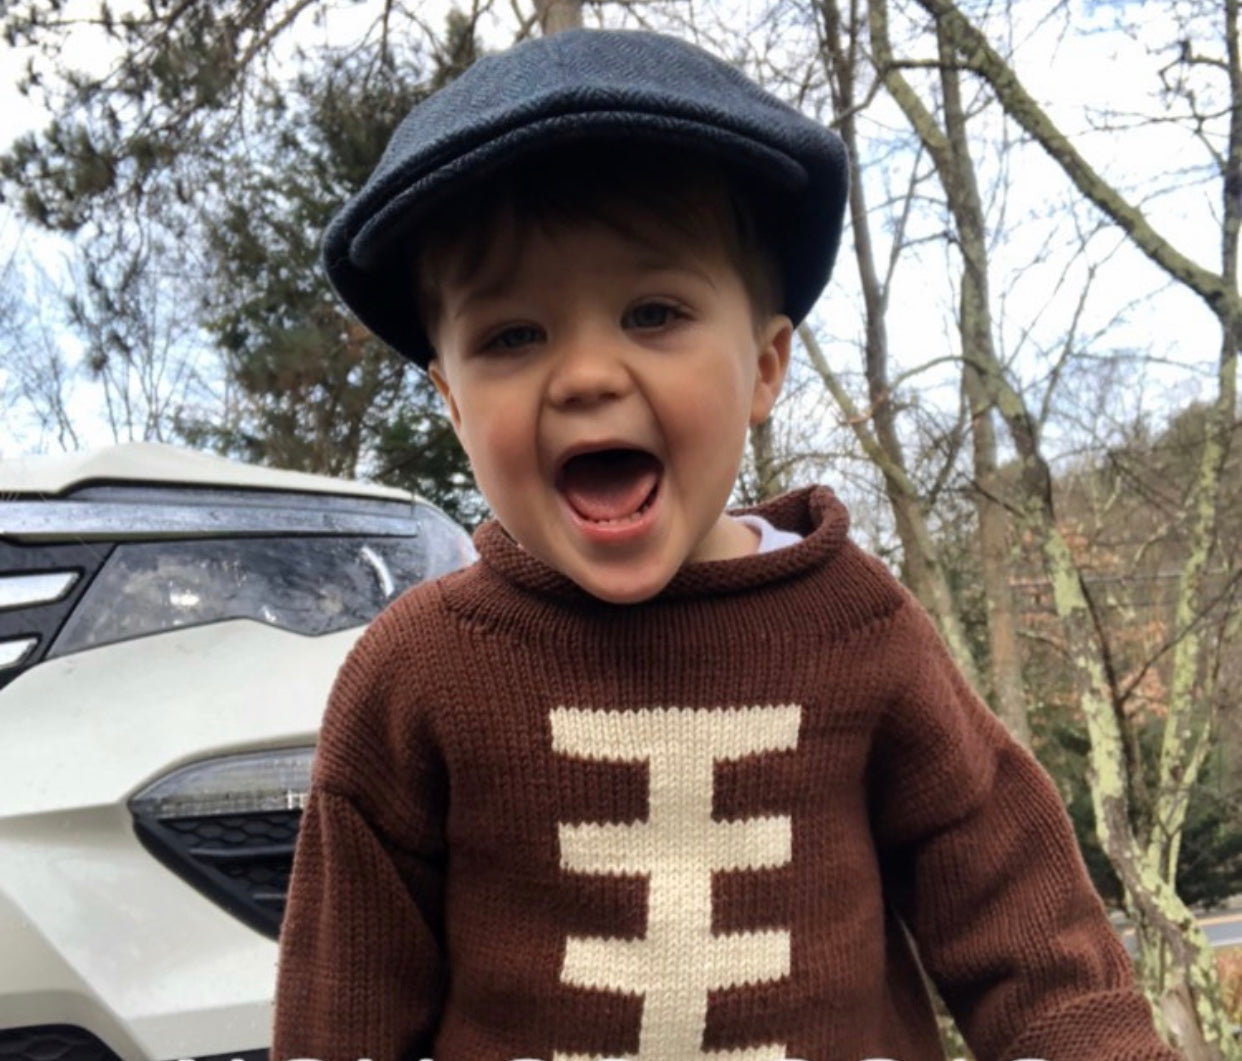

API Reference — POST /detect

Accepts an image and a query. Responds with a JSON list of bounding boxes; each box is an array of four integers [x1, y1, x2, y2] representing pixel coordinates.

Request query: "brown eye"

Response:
[[624, 302, 682, 330], [485, 324, 543, 351]]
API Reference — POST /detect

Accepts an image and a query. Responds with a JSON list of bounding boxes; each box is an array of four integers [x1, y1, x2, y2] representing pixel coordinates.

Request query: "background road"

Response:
[[1117, 906, 1242, 953], [1201, 909, 1242, 949]]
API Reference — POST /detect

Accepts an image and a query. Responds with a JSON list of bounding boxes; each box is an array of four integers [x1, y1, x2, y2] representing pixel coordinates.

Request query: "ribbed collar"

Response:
[[470, 485, 850, 607]]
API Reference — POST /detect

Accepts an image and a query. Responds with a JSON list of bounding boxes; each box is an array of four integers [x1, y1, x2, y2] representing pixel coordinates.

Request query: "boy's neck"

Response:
[[729, 514, 763, 556]]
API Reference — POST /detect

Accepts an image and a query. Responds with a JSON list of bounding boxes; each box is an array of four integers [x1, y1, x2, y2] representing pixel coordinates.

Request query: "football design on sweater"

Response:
[[550, 705, 802, 1061]]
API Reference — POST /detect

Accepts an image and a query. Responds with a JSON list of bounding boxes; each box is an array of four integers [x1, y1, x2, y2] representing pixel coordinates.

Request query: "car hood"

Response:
[[0, 620, 355, 817], [1, 441, 411, 500]]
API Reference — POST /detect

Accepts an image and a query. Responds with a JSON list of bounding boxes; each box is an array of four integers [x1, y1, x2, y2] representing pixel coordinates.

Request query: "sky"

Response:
[[814, 1, 1226, 461], [0, 0, 1231, 463]]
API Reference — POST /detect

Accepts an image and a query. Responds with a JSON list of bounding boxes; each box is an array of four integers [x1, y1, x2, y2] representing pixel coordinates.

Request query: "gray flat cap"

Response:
[[323, 28, 849, 368]]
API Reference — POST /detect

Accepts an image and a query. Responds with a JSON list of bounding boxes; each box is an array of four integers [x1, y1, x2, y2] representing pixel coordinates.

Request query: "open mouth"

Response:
[[556, 448, 663, 526]]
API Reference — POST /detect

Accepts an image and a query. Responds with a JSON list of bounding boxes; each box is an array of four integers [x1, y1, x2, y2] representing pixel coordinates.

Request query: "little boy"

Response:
[[273, 28, 1180, 1061]]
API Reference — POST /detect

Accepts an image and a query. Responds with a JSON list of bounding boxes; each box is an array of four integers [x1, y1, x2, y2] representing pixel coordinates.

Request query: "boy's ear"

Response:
[[749, 314, 793, 426], [427, 358, 464, 435]]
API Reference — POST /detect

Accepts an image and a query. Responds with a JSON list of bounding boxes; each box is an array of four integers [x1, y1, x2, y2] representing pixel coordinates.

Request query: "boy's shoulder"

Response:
[[747, 489, 971, 684], [322, 562, 486, 711], [746, 486, 913, 622], [353, 561, 484, 654], [313, 565, 485, 786]]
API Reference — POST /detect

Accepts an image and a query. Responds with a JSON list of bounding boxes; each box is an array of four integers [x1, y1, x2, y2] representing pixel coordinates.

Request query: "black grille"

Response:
[[0, 1026, 121, 1061], [134, 809, 301, 939], [0, 1026, 269, 1061]]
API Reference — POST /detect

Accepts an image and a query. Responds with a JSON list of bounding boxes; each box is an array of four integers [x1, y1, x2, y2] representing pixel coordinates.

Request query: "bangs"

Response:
[[414, 144, 784, 346]]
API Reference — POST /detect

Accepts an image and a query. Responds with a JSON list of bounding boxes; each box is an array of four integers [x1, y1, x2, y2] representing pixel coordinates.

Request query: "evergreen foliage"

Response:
[[189, 37, 484, 525], [2, 2, 485, 521]]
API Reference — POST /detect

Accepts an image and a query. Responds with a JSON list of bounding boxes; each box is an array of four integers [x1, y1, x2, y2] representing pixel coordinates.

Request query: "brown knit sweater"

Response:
[[273, 486, 1178, 1061]]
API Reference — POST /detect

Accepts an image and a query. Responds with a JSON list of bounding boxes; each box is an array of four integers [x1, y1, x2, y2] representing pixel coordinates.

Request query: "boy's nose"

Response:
[[546, 331, 633, 408]]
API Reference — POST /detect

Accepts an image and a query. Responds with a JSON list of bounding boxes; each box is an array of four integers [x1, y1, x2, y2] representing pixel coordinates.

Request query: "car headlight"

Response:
[[128, 748, 314, 939]]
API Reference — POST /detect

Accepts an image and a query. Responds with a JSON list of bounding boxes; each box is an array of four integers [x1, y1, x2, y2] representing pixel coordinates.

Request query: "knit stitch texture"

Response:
[[273, 486, 1180, 1061]]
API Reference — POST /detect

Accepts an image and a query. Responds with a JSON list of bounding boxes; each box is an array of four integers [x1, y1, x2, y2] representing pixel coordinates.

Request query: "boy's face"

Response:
[[427, 213, 791, 604]]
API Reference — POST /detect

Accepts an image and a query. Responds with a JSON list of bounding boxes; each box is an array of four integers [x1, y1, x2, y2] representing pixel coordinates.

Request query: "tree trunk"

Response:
[[813, 0, 982, 688], [534, 0, 583, 34], [748, 417, 787, 502], [936, 23, 1030, 746], [961, 363, 1030, 746]]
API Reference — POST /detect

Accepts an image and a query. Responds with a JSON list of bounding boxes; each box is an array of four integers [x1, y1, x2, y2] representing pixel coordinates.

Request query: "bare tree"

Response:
[[0, 245, 80, 453], [65, 236, 214, 444], [868, 0, 1241, 1054], [808, 0, 988, 694]]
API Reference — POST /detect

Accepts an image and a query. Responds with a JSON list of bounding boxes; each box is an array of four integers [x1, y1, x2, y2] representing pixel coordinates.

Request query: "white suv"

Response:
[[0, 442, 475, 1061]]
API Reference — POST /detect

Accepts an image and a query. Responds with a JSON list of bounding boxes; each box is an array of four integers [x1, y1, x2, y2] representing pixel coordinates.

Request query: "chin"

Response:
[[571, 566, 678, 606]]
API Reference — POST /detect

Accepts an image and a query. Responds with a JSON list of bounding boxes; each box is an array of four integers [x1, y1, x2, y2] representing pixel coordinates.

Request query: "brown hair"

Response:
[[412, 143, 785, 350]]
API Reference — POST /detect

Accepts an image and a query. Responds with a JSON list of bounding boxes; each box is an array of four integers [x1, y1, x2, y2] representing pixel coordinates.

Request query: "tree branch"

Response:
[[909, 0, 1235, 318]]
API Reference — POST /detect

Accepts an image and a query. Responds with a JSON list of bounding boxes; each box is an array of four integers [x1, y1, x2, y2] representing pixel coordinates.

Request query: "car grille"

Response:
[[0, 1027, 269, 1061], [133, 809, 301, 940], [0, 1026, 121, 1061]]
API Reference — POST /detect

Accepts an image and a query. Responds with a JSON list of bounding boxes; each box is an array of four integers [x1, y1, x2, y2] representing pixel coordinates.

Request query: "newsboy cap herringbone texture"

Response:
[[322, 28, 850, 368]]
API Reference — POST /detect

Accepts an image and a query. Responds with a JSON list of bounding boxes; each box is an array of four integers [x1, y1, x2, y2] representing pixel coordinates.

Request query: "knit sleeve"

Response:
[[272, 788, 445, 1060], [272, 613, 448, 1061], [869, 598, 1181, 1061]]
